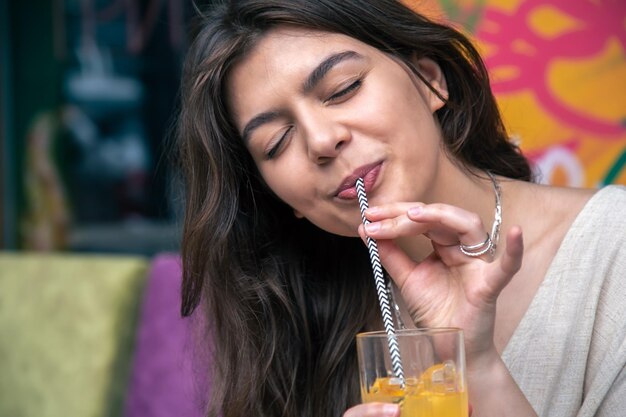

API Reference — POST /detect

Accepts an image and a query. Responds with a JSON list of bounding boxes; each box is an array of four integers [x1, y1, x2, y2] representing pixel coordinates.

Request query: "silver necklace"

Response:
[[485, 171, 502, 256], [459, 171, 502, 257]]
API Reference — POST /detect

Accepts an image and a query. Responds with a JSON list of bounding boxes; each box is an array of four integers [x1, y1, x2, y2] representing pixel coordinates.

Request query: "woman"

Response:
[[176, 1, 626, 416]]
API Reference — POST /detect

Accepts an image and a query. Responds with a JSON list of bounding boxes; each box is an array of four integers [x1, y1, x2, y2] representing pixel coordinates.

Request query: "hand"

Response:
[[358, 202, 523, 363], [343, 403, 400, 417], [343, 401, 474, 416]]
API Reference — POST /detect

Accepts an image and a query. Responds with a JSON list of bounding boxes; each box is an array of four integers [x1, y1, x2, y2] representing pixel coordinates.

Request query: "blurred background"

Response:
[[1, 0, 625, 254], [1, 0, 215, 254], [0, 0, 624, 416]]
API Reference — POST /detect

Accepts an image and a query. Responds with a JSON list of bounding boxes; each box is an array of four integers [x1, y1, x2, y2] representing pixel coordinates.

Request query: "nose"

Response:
[[300, 109, 351, 164]]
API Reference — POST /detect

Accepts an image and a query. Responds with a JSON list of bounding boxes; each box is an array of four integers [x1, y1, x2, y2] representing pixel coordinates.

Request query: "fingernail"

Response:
[[408, 206, 423, 216], [383, 404, 400, 416], [365, 206, 379, 215], [365, 222, 380, 233]]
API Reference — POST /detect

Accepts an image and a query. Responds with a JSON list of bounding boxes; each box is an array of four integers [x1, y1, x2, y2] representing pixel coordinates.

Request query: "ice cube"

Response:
[[429, 360, 457, 392]]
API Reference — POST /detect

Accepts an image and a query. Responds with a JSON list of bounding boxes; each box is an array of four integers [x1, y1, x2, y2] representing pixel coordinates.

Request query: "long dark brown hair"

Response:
[[177, 1, 531, 416]]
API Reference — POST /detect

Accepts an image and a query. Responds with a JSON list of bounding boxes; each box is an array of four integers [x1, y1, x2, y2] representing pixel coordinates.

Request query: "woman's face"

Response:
[[227, 27, 449, 236]]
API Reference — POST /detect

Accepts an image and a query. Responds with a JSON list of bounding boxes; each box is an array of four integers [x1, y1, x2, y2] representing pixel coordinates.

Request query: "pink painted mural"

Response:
[[405, 0, 626, 186]]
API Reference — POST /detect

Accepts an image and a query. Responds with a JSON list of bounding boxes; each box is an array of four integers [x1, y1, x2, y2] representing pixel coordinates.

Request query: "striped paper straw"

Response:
[[355, 178, 405, 385]]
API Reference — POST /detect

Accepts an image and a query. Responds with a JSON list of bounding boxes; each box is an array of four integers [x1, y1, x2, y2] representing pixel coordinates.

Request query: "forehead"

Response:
[[241, 26, 370, 65], [227, 27, 377, 121], [235, 27, 374, 68], [233, 28, 369, 82]]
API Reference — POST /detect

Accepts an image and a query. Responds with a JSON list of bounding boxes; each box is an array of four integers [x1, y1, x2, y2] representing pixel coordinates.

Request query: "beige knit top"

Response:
[[502, 185, 626, 417]]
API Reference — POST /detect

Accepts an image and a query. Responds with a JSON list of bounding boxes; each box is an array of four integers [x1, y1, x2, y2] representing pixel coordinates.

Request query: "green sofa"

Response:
[[0, 252, 148, 417]]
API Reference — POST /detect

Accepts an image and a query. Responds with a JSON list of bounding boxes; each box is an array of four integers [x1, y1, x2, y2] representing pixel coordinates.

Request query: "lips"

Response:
[[335, 162, 382, 199]]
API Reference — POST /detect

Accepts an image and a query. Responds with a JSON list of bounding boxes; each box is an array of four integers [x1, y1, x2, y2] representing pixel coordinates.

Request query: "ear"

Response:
[[413, 57, 449, 113], [294, 209, 304, 219]]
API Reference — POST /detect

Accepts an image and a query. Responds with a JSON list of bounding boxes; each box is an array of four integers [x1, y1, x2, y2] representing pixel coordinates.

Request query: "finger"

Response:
[[358, 224, 367, 242], [499, 226, 523, 276], [358, 225, 425, 291], [408, 204, 487, 248], [483, 226, 524, 303], [343, 403, 400, 417], [374, 238, 419, 290], [363, 213, 430, 240], [365, 202, 424, 221]]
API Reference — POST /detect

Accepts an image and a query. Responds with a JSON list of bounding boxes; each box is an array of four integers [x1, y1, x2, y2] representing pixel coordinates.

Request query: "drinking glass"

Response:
[[356, 328, 468, 417]]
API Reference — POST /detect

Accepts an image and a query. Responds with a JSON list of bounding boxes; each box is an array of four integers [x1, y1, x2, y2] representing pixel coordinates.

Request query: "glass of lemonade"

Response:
[[356, 328, 468, 417]]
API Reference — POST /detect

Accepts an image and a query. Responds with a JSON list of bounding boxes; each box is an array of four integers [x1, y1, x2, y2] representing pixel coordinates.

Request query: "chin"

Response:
[[311, 221, 359, 238], [336, 223, 362, 238]]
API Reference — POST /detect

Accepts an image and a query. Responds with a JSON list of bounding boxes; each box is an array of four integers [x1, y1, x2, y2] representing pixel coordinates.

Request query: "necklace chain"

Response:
[[487, 171, 502, 256]]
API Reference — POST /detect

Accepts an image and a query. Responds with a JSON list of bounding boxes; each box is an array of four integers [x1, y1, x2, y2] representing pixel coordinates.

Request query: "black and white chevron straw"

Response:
[[355, 178, 405, 385]]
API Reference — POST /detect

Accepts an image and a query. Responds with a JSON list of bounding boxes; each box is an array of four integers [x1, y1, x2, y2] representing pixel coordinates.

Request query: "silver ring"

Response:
[[459, 233, 493, 257]]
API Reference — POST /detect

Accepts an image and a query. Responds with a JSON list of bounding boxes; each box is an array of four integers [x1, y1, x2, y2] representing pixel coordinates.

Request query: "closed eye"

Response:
[[266, 126, 293, 160], [325, 79, 362, 103]]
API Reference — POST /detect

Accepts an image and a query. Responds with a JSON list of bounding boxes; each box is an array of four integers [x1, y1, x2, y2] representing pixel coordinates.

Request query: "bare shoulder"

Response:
[[507, 180, 596, 217], [537, 181, 595, 197], [502, 181, 597, 251], [538, 183, 626, 218], [545, 184, 596, 210]]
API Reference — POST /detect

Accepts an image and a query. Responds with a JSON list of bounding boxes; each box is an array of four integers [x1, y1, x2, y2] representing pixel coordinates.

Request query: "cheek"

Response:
[[258, 161, 311, 209], [303, 209, 361, 238], [258, 165, 356, 235], [357, 80, 429, 130]]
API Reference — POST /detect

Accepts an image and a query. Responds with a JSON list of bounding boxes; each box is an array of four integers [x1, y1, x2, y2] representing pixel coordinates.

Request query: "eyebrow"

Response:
[[241, 110, 283, 143], [241, 50, 364, 142], [302, 50, 364, 94]]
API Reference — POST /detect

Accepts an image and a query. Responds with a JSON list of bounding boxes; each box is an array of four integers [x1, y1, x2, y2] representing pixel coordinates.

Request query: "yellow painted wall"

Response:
[[405, 0, 626, 186]]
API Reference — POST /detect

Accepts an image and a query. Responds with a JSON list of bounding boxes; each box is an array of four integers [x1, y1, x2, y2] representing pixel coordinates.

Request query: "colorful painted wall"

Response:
[[405, 0, 626, 186]]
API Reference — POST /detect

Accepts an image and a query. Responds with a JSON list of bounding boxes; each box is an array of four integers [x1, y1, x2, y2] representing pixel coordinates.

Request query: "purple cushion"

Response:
[[124, 253, 207, 417]]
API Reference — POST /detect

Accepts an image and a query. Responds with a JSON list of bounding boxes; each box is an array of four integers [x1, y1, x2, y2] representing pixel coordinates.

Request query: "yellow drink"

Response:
[[361, 364, 468, 417]]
